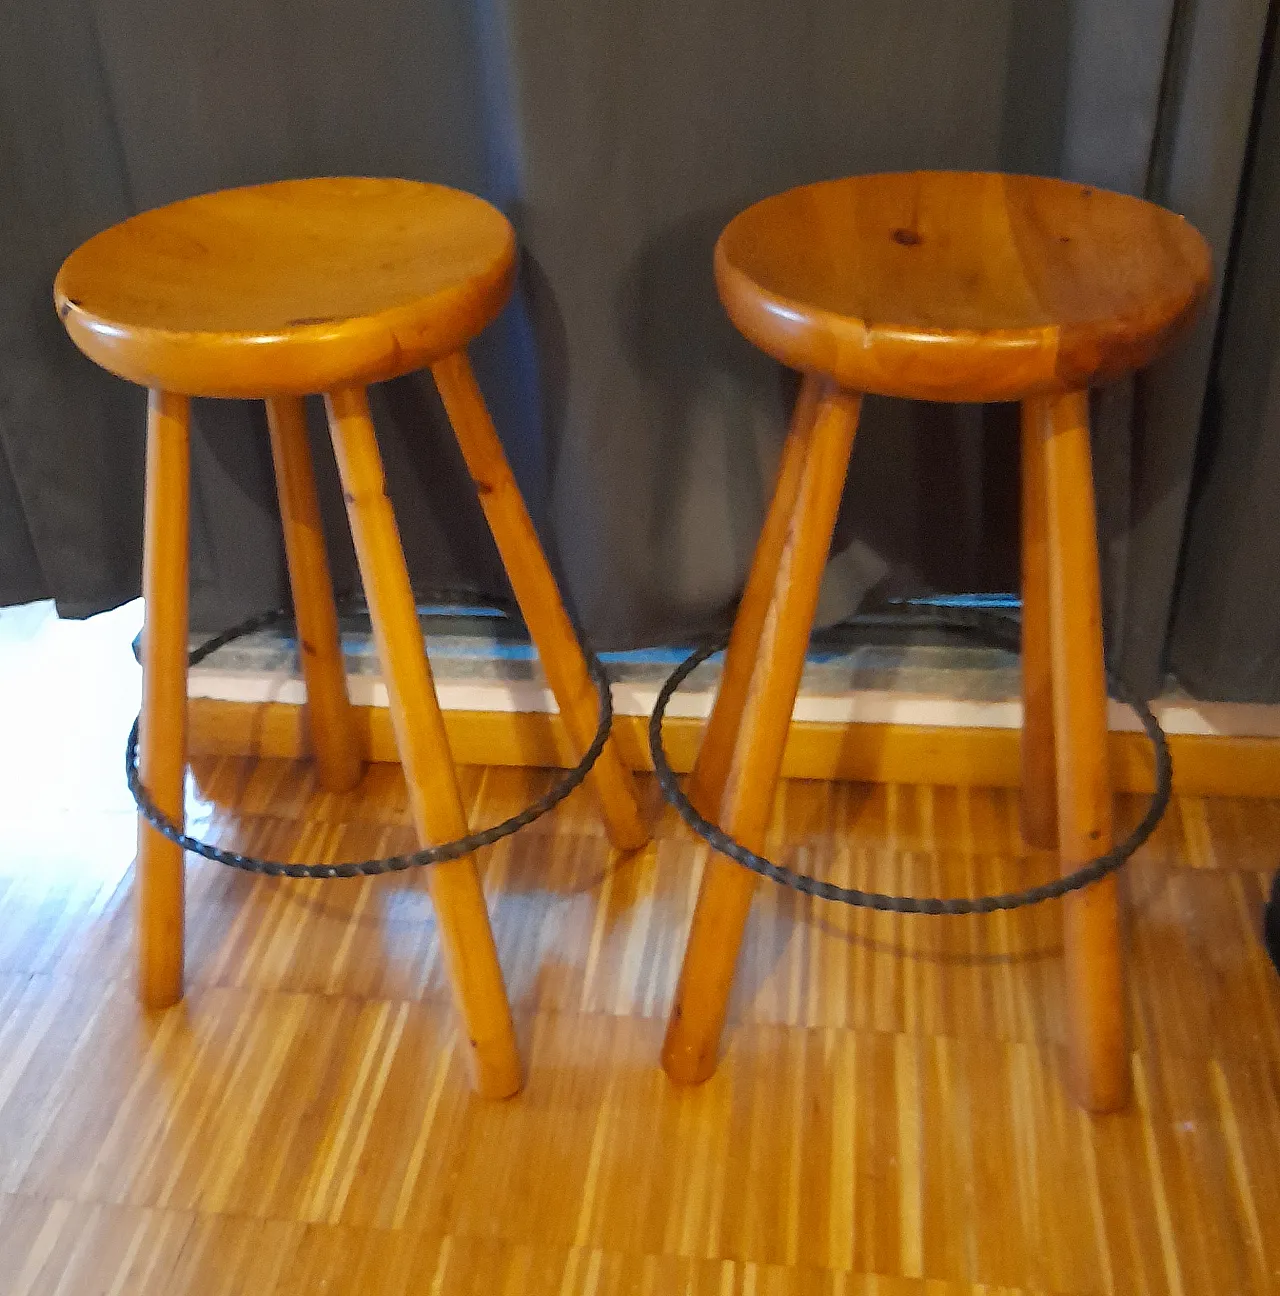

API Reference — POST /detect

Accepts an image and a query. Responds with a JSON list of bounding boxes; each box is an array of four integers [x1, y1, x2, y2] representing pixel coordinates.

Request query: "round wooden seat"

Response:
[[665, 171, 1213, 1116], [715, 171, 1212, 402], [55, 176, 650, 1099], [54, 178, 515, 398]]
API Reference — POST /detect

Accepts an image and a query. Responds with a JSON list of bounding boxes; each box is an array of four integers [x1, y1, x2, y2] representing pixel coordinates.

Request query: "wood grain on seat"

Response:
[[715, 171, 1212, 402], [54, 178, 515, 398]]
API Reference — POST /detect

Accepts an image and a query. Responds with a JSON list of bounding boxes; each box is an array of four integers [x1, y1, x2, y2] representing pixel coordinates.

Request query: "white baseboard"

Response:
[[187, 666, 1280, 739]]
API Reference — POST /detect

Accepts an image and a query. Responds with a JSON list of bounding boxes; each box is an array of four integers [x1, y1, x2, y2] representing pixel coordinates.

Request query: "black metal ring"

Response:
[[648, 606, 1173, 915], [126, 605, 614, 879]]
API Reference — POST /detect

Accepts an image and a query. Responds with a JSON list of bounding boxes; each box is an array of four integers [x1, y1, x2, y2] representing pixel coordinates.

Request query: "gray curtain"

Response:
[[1169, 5, 1280, 701], [0, 1, 1272, 695], [1002, 0, 1273, 695]]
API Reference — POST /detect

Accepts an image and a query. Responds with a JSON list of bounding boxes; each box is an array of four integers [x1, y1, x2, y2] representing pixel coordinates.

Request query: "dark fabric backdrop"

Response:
[[0, 1, 1273, 697], [1169, 4, 1280, 700]]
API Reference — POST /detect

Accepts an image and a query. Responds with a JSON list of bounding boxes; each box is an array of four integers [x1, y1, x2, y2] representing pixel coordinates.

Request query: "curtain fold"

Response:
[[0, 1, 141, 615], [1168, 4, 1280, 700], [1118, 0, 1274, 695], [1, 0, 1274, 698]]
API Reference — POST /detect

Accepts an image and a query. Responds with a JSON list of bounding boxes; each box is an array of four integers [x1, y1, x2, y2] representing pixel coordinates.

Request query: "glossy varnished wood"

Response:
[[325, 385, 520, 1098], [431, 350, 649, 852], [1019, 397, 1058, 850], [664, 390, 861, 1084], [54, 179, 516, 398], [694, 171, 1212, 1115], [136, 390, 189, 1009], [53, 177, 638, 1089], [187, 692, 1280, 799], [2, 605, 1280, 1296], [686, 372, 825, 820], [264, 396, 363, 794], [1042, 390, 1127, 1111], [716, 172, 1211, 401]]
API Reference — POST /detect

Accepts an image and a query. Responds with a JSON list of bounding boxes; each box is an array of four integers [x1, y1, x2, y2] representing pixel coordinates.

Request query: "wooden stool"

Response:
[[55, 177, 649, 1098], [661, 172, 1210, 1112]]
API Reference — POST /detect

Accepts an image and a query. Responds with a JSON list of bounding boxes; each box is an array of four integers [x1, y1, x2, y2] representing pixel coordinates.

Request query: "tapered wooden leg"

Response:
[[663, 388, 861, 1084], [265, 396, 363, 793], [1020, 398, 1058, 850], [1041, 389, 1128, 1112], [686, 373, 825, 820], [431, 350, 649, 852], [138, 390, 190, 1010], [325, 385, 521, 1098]]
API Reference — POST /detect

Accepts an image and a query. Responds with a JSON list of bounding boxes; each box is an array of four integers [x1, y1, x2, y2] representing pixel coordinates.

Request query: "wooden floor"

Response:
[[2, 607, 1280, 1293]]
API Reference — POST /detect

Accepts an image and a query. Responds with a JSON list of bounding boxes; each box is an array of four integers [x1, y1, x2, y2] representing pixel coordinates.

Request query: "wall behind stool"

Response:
[[0, 0, 1272, 697]]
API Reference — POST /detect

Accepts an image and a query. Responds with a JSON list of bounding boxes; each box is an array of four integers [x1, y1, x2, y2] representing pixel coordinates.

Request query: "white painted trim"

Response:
[[187, 666, 1280, 739]]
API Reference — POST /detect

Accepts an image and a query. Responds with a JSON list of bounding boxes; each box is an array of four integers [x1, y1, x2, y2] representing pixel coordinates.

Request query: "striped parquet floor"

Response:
[[1, 753, 1279, 1294]]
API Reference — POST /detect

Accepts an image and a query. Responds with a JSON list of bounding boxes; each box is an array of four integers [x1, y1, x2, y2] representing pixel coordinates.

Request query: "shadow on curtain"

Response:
[[0, 0, 1272, 698]]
